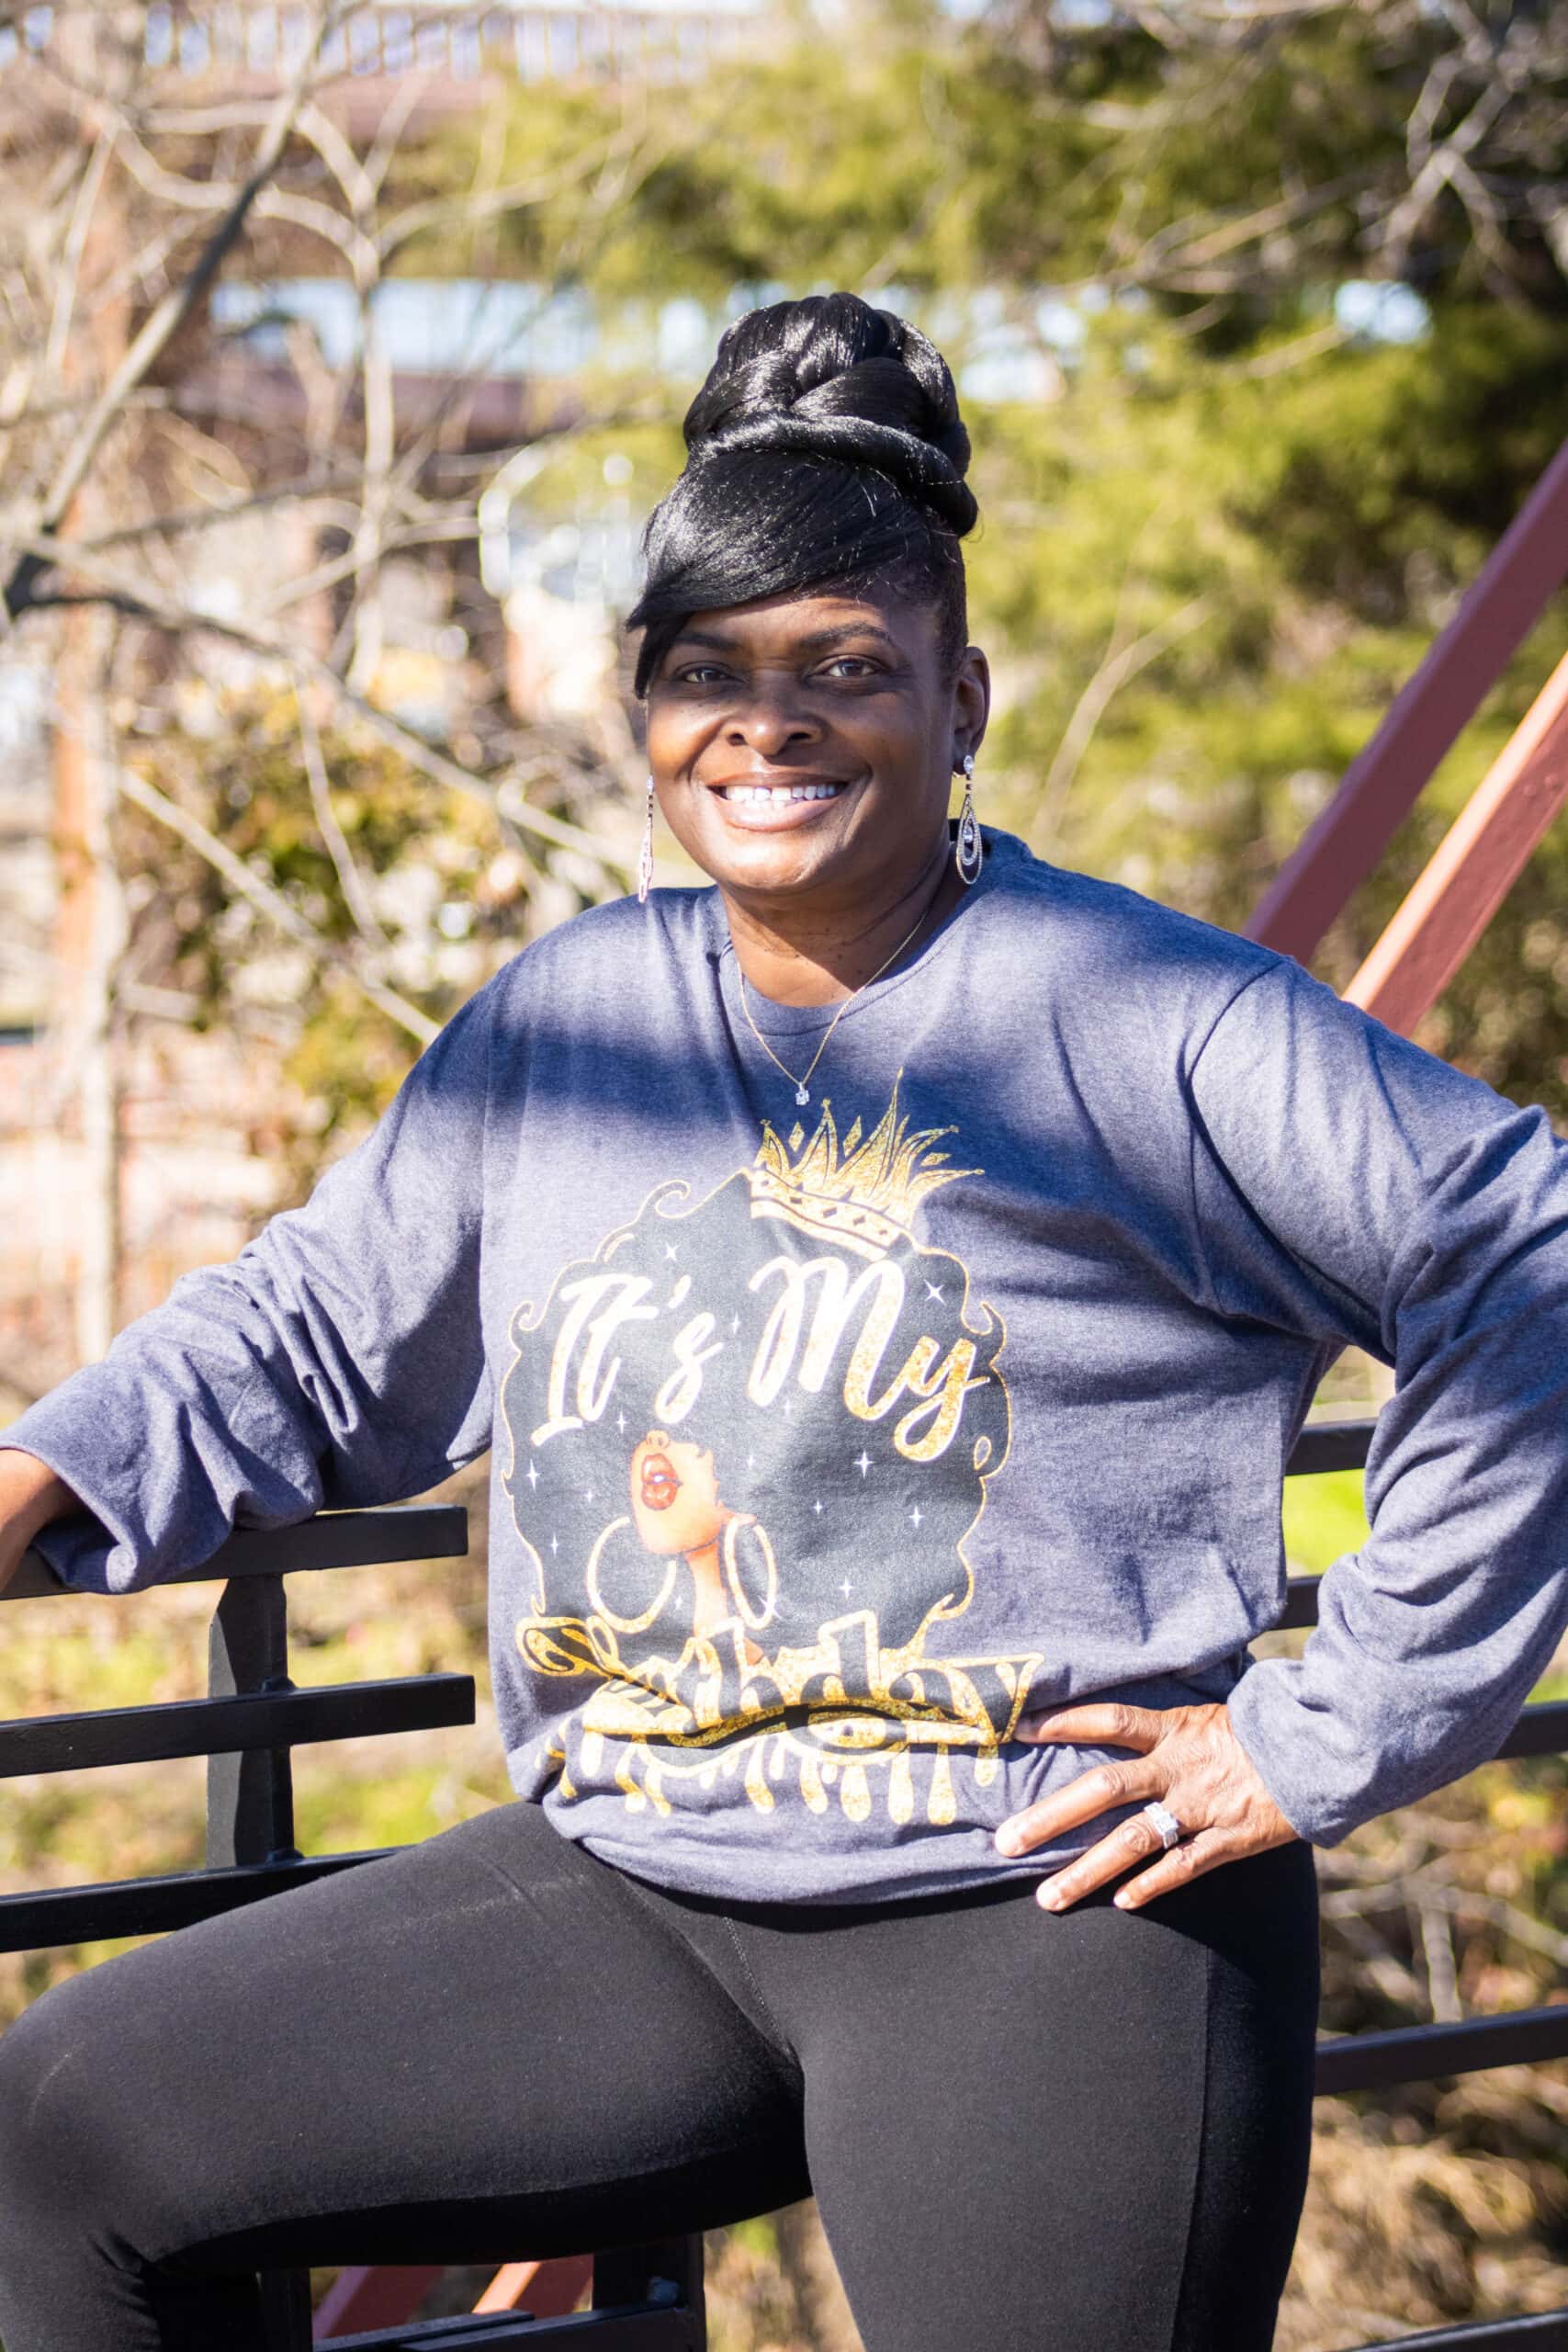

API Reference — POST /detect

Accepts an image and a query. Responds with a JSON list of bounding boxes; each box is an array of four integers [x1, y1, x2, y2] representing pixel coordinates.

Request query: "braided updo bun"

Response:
[[626, 293, 976, 696]]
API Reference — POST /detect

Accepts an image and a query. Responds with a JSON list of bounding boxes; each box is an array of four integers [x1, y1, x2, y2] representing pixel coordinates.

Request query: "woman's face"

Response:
[[643, 589, 989, 917], [628, 1430, 726, 1556]]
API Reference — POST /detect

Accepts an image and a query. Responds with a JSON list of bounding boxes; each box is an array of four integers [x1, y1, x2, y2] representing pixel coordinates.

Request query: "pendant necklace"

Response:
[[736, 905, 932, 1108]]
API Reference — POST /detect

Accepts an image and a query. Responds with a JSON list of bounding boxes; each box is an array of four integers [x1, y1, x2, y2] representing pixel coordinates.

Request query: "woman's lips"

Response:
[[639, 1453, 679, 1510]]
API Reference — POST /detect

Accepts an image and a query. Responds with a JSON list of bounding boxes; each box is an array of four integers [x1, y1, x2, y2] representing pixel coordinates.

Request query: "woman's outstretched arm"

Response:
[[0, 978, 501, 1597], [0, 1452, 80, 1595]]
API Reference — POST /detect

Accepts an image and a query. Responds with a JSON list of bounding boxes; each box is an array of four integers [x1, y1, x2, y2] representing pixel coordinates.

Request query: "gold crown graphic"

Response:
[[750, 1080, 976, 1258]]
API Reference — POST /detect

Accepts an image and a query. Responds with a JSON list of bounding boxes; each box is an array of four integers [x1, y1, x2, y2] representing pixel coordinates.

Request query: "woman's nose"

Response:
[[725, 695, 822, 757]]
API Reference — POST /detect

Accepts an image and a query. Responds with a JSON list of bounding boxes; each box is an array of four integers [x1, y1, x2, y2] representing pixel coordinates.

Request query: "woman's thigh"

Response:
[[739, 1840, 1320, 2352], [0, 1802, 807, 2351]]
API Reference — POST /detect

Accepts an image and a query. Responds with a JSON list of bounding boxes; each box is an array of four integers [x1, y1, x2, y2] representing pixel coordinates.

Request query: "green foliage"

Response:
[[119, 685, 540, 1193], [365, 1, 1568, 1142], [1282, 1468, 1371, 1577], [392, 0, 1568, 1107]]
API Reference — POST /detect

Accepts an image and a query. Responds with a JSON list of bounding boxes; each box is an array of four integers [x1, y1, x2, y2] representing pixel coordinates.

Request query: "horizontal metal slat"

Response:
[[1349, 2307, 1568, 2349], [7, 1503, 468, 1601], [0, 1673, 475, 1779], [0, 1848, 394, 1952], [329, 2310, 698, 2350], [1285, 1418, 1377, 1476], [1316, 2003, 1568, 2097], [1498, 1701, 1568, 1761]]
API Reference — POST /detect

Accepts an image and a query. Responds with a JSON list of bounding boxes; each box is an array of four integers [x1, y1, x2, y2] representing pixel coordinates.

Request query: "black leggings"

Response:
[[0, 1803, 1320, 2352]]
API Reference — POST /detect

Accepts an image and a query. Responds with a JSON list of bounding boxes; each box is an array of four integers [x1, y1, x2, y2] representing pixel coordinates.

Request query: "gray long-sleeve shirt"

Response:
[[9, 830, 1568, 1901]]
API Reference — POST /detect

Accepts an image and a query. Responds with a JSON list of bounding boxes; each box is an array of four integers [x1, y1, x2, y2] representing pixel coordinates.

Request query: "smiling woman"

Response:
[[628, 300, 987, 985], [6, 292, 1568, 2352]]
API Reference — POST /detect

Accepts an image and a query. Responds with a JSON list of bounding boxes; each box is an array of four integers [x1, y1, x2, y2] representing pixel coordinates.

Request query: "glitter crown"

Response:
[[750, 1081, 976, 1257]]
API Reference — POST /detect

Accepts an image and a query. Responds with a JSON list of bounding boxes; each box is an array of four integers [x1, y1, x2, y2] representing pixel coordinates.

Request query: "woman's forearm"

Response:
[[0, 1449, 81, 1594]]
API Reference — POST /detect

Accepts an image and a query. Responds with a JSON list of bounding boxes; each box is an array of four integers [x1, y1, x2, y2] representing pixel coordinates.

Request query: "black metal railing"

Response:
[[4, 1506, 704, 2351], [1282, 1418, 1568, 2352], [6, 1423, 1567, 2346]]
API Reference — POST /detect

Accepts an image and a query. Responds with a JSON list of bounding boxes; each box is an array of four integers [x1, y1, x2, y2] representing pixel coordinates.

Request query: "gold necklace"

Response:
[[737, 907, 932, 1108]]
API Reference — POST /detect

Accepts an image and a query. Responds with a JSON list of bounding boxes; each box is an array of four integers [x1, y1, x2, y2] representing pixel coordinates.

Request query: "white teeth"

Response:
[[721, 782, 844, 804]]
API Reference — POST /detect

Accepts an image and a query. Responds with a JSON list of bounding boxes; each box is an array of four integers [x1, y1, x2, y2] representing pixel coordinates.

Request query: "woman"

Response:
[[2, 292, 1567, 2352]]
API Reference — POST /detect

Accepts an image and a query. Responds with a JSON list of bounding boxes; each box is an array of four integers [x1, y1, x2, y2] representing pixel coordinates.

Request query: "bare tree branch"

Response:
[[22, 553, 636, 883], [295, 680, 389, 952], [116, 763, 440, 1048], [1037, 597, 1213, 843], [3, 1, 348, 626]]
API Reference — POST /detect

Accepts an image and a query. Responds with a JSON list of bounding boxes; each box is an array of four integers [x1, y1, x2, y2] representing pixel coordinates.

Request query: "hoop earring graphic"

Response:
[[722, 1514, 779, 1632], [586, 1517, 678, 1634]]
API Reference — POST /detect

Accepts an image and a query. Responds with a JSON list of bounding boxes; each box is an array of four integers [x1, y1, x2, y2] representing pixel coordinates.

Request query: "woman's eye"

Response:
[[818, 657, 882, 680]]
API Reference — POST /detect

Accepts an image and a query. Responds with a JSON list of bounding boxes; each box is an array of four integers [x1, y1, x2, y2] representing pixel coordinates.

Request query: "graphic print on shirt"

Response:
[[502, 1081, 1039, 1828]]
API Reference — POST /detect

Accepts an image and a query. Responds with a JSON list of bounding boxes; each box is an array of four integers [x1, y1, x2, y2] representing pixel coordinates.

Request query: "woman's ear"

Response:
[[955, 644, 990, 765]]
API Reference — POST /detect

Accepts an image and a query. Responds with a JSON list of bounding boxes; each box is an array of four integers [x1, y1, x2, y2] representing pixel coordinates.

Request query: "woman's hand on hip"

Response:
[[996, 1702, 1299, 1914]]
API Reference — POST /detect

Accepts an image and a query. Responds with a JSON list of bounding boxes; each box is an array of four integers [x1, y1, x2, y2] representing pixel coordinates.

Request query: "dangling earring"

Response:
[[954, 752, 982, 887], [637, 775, 656, 906], [722, 1514, 779, 1632]]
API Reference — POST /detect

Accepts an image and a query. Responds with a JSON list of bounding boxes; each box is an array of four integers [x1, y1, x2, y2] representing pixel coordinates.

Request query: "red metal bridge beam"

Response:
[[312, 2254, 592, 2338], [473, 2255, 594, 2317], [312, 2264, 443, 2337], [1345, 647, 1568, 1036], [1247, 438, 1568, 965]]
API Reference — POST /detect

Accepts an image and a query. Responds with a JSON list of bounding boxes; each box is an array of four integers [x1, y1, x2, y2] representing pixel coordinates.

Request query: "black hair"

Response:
[[626, 292, 977, 699]]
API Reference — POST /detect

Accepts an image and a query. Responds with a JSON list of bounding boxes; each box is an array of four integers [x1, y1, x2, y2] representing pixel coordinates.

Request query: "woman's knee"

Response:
[[0, 1977, 111, 2241]]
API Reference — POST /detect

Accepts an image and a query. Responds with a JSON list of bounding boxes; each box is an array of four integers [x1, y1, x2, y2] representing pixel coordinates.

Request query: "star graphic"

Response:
[[813, 1498, 824, 1515], [615, 1411, 627, 1433], [840, 1577, 853, 1599], [664, 1243, 679, 1261], [525, 1461, 538, 1489], [729, 1314, 740, 1334], [854, 1451, 872, 1477], [549, 1533, 559, 1555], [909, 1506, 924, 1530], [925, 1281, 944, 1302]]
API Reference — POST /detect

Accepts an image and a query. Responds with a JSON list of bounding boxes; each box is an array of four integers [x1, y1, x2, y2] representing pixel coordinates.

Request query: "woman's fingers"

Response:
[[994, 1756, 1165, 1856], [1015, 1702, 1165, 1754], [996, 1701, 1301, 1914], [1030, 1804, 1185, 1909], [1104, 1828, 1245, 1913]]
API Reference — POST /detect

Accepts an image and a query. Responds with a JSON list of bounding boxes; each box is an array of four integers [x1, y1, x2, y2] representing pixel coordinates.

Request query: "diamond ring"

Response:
[[1142, 1802, 1184, 1851]]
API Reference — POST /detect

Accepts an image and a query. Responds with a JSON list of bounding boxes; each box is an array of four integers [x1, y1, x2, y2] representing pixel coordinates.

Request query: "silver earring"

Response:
[[954, 752, 982, 887], [637, 775, 655, 906]]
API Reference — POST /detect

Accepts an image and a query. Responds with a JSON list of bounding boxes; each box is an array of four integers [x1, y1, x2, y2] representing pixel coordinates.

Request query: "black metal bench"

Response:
[[2, 1503, 704, 2350], [6, 1429, 1568, 2348]]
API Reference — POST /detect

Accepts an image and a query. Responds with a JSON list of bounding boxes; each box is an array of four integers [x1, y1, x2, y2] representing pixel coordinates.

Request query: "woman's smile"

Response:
[[705, 774, 856, 831]]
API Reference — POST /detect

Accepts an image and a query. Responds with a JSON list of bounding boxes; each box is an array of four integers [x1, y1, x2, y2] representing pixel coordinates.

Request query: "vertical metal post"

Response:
[[207, 1576, 299, 1870], [593, 2235, 705, 2345], [259, 2269, 314, 2348], [206, 1574, 310, 2351]]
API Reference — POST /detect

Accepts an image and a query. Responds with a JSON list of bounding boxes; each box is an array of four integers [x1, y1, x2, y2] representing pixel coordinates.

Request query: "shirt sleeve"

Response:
[[1190, 959, 1568, 1846], [1, 982, 499, 1595]]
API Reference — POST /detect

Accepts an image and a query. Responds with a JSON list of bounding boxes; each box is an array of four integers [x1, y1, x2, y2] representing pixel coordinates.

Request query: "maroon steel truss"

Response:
[[1247, 438, 1568, 1029]]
